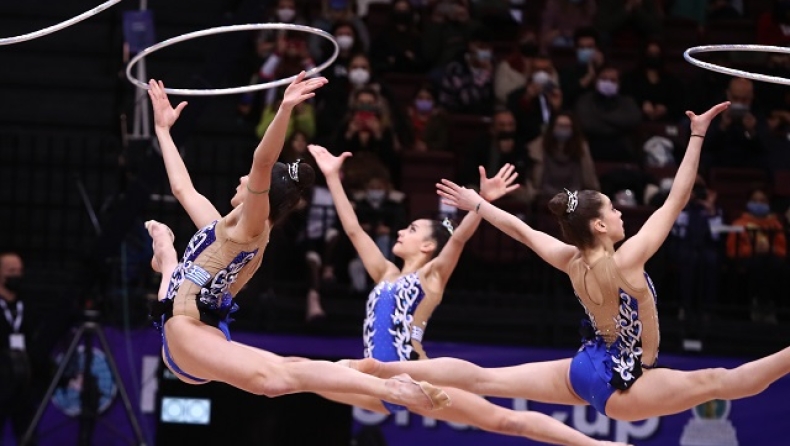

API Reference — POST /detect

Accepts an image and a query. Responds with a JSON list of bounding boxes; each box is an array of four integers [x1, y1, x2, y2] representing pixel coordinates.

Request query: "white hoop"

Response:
[[684, 45, 790, 86], [125, 23, 339, 96], [0, 0, 124, 46]]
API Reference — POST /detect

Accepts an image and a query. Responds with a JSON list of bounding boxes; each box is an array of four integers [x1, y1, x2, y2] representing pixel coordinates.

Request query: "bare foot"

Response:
[[384, 373, 451, 411], [306, 289, 326, 322], [145, 220, 175, 272]]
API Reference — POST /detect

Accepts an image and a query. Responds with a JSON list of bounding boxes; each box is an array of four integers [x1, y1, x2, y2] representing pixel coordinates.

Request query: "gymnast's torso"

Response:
[[568, 252, 660, 389], [363, 272, 438, 363], [161, 217, 269, 333]]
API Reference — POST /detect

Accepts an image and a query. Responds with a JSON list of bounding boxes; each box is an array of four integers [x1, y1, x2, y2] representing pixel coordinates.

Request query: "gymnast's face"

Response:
[[594, 194, 625, 243], [231, 175, 249, 208], [393, 219, 435, 259]]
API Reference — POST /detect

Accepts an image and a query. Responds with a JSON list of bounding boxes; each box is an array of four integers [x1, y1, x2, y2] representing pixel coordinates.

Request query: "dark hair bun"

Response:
[[297, 162, 315, 190], [547, 192, 569, 217]]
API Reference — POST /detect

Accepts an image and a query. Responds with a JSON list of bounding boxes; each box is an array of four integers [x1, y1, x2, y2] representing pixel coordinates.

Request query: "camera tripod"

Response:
[[20, 308, 147, 446]]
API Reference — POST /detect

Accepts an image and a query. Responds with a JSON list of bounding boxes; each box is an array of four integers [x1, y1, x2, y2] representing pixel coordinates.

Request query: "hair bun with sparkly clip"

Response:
[[442, 218, 454, 235], [565, 189, 578, 214], [288, 159, 301, 182]]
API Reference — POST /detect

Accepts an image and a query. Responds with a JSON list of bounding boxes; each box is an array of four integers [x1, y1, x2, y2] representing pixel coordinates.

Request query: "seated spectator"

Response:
[[594, 0, 663, 48], [494, 28, 539, 104], [727, 188, 787, 323], [254, 0, 309, 63], [370, 0, 425, 74], [621, 40, 685, 122], [421, 0, 482, 74], [707, 0, 742, 20], [704, 77, 771, 169], [669, 177, 724, 322], [757, 0, 790, 46], [437, 28, 495, 115], [574, 65, 641, 162], [309, 0, 371, 62], [527, 111, 600, 201], [541, 0, 597, 51], [757, 52, 790, 132], [559, 27, 607, 108], [460, 109, 533, 203], [506, 54, 564, 142], [321, 20, 367, 87], [406, 85, 450, 152], [333, 87, 400, 187]]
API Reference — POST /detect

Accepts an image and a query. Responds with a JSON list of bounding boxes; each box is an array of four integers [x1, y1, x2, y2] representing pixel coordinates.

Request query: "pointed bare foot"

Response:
[[145, 220, 175, 272], [384, 373, 451, 411]]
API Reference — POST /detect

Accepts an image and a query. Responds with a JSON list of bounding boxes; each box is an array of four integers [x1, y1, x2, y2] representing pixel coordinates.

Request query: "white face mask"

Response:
[[276, 8, 296, 22], [348, 67, 370, 86], [596, 79, 619, 97], [531, 70, 551, 86], [366, 189, 386, 206], [336, 35, 354, 51]]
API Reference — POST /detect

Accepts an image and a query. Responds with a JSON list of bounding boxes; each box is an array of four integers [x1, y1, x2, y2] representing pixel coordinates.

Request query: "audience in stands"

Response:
[[559, 27, 607, 107], [527, 111, 600, 201], [506, 54, 564, 143], [727, 187, 787, 323], [669, 176, 724, 322], [757, 0, 790, 46], [594, 0, 663, 48], [704, 77, 771, 169], [494, 28, 539, 105], [406, 85, 450, 152], [621, 40, 685, 123], [369, 0, 425, 74], [438, 28, 496, 115], [421, 0, 482, 76], [575, 65, 641, 162], [540, 0, 597, 51], [309, 0, 371, 62], [255, 0, 309, 62]]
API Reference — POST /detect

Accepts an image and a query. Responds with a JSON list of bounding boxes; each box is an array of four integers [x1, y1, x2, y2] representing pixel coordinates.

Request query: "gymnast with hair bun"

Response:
[[143, 72, 450, 412], [348, 101, 790, 422], [309, 145, 631, 446]]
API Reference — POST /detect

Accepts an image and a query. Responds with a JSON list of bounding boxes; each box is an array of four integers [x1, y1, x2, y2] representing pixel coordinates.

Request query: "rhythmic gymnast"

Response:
[[143, 73, 449, 411], [308, 145, 630, 446], [348, 101, 790, 421]]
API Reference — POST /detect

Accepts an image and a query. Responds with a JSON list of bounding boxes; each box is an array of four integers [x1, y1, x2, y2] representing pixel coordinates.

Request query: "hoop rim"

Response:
[[0, 0, 123, 46], [684, 45, 790, 86], [125, 23, 340, 96]]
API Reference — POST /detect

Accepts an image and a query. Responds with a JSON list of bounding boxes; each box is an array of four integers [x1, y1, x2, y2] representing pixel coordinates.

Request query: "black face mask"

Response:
[[496, 131, 516, 141], [392, 11, 411, 25], [519, 42, 538, 57], [4, 276, 24, 294]]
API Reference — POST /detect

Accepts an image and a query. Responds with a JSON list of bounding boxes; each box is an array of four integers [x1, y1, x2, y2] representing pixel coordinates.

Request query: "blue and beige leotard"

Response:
[[362, 272, 427, 413], [150, 219, 269, 383], [567, 253, 659, 415]]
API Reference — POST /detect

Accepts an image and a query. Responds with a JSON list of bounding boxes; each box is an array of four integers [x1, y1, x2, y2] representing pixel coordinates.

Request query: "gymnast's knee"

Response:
[[493, 412, 530, 437], [250, 367, 296, 397]]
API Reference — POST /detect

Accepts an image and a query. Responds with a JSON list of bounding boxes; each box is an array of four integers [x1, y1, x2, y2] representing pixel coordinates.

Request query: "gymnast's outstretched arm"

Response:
[[149, 79, 221, 229]]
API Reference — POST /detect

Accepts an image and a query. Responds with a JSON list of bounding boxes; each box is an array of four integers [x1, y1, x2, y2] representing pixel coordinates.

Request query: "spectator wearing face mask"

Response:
[[0, 252, 40, 445], [621, 41, 684, 122], [370, 0, 425, 74], [727, 188, 788, 323], [574, 65, 641, 162], [527, 111, 599, 200], [559, 27, 606, 108], [421, 0, 482, 75], [321, 21, 366, 88], [541, 0, 597, 51], [757, 0, 790, 46], [253, 0, 308, 63], [494, 28, 540, 105], [406, 85, 449, 152], [309, 0, 371, 62], [704, 77, 771, 169], [437, 28, 495, 115], [506, 55, 564, 143], [460, 110, 533, 203]]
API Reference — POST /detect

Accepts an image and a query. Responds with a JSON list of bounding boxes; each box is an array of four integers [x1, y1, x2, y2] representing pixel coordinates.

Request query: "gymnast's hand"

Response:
[[686, 101, 730, 136], [148, 79, 186, 129], [478, 163, 520, 202], [436, 178, 483, 213], [281, 71, 328, 111], [308, 144, 350, 178]]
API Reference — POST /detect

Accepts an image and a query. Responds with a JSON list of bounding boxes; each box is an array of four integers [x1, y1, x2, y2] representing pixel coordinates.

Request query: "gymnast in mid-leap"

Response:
[[349, 101, 790, 421], [143, 73, 450, 411], [308, 145, 631, 446]]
